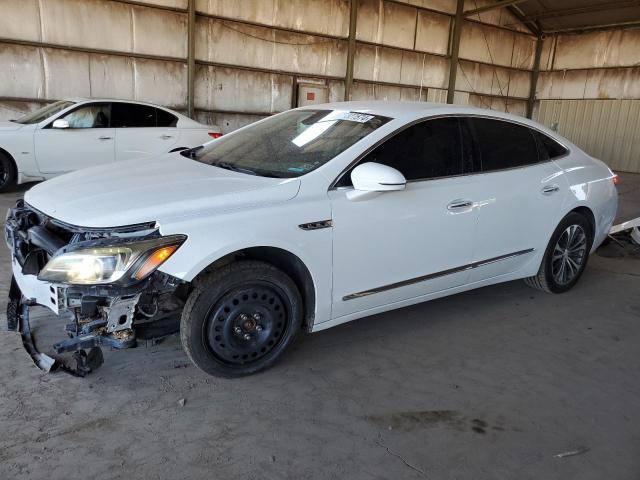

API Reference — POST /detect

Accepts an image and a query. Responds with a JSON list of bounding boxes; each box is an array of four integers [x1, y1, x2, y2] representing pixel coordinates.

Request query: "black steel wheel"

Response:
[[0, 152, 17, 193], [181, 261, 303, 377], [205, 283, 290, 365]]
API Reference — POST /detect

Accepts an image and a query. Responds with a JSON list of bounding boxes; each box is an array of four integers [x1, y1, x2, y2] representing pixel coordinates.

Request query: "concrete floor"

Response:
[[0, 175, 639, 480]]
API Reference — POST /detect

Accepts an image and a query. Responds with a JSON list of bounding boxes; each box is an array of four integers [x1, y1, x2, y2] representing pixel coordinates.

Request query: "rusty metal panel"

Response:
[[467, 94, 527, 116], [351, 82, 427, 102], [537, 69, 640, 100], [427, 87, 448, 103], [327, 80, 347, 102], [195, 65, 292, 113], [535, 99, 640, 174], [88, 55, 135, 100], [195, 0, 350, 38], [195, 16, 347, 77], [0, 44, 45, 99], [35, 0, 187, 58], [133, 58, 187, 108], [42, 49, 92, 99], [459, 20, 535, 69], [195, 111, 268, 132], [356, 0, 417, 50], [354, 44, 449, 88], [552, 29, 640, 70], [131, 6, 187, 58], [39, 0, 133, 53], [398, 0, 456, 14], [539, 35, 556, 71], [0, 0, 42, 42], [456, 60, 530, 98], [414, 10, 451, 56]]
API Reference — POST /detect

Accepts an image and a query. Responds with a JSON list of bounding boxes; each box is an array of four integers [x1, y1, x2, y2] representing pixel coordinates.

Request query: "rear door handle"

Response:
[[98, 136, 113, 140], [447, 199, 474, 212], [160, 134, 174, 139], [541, 184, 560, 195]]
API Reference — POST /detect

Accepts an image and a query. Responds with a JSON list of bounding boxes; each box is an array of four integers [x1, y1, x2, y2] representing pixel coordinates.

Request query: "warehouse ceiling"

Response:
[[508, 0, 640, 33]]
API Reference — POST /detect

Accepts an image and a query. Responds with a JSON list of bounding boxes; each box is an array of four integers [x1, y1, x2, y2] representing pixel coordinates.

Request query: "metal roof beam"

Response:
[[464, 0, 529, 17]]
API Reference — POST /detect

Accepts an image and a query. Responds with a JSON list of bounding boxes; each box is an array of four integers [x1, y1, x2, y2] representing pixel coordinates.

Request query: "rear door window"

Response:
[[467, 117, 539, 172], [111, 103, 157, 128]]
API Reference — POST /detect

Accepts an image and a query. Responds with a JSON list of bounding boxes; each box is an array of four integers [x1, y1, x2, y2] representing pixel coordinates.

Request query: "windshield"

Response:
[[13, 100, 76, 124], [185, 109, 391, 178]]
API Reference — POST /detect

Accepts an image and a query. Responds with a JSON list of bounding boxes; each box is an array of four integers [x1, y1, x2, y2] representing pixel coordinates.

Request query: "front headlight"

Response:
[[38, 235, 186, 285]]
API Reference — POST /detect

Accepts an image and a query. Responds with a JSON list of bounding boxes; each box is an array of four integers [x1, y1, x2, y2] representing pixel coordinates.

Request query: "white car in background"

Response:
[[5, 102, 618, 378], [0, 98, 222, 191]]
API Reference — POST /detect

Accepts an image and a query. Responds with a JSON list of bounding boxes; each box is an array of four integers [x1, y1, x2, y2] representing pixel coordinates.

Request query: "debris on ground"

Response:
[[554, 446, 590, 458], [178, 398, 186, 407]]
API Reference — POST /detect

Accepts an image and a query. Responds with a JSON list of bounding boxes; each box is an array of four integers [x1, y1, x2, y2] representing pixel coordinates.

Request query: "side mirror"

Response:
[[351, 162, 406, 192], [52, 119, 69, 129]]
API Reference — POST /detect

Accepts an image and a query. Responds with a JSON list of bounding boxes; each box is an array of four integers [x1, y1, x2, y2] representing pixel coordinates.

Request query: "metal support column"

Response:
[[527, 36, 544, 119], [344, 0, 358, 101], [446, 0, 464, 104], [187, 0, 196, 118]]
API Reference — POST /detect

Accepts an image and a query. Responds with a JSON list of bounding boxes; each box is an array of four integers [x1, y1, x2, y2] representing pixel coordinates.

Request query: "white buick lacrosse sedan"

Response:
[[6, 101, 617, 377]]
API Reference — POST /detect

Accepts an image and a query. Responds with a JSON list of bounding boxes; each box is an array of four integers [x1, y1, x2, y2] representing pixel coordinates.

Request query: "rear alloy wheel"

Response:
[[525, 212, 593, 293], [181, 261, 303, 377], [0, 153, 17, 193]]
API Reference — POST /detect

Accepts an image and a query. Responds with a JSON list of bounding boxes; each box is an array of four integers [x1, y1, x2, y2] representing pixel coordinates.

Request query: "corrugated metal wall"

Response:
[[0, 0, 535, 130], [534, 28, 640, 173], [536, 99, 640, 173]]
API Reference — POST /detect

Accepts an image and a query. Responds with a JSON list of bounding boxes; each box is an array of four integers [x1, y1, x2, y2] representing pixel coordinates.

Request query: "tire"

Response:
[[524, 212, 594, 294], [0, 152, 17, 193], [180, 260, 303, 377]]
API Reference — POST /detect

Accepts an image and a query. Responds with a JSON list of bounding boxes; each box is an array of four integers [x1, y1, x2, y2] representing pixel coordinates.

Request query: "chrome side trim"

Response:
[[299, 220, 333, 231], [342, 248, 535, 301]]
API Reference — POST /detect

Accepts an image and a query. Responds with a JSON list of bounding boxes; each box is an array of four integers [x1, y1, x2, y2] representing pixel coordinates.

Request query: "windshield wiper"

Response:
[[214, 161, 258, 176]]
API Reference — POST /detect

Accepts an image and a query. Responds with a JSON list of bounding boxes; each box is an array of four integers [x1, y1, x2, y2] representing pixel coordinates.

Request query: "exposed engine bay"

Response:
[[5, 200, 189, 376]]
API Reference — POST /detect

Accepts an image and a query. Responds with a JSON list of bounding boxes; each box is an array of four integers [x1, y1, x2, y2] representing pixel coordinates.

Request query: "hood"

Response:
[[0, 121, 24, 131], [25, 153, 301, 228]]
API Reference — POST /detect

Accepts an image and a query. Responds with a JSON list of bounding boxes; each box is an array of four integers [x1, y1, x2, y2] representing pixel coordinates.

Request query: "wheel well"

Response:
[[193, 247, 316, 329], [0, 147, 17, 168], [571, 206, 596, 236]]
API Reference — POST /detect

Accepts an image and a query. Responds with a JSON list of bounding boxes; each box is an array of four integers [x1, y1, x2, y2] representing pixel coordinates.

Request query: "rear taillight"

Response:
[[613, 174, 619, 186], [208, 132, 222, 139]]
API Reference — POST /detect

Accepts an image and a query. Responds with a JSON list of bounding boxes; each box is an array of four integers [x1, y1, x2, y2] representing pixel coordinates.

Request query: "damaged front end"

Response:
[[5, 200, 189, 376]]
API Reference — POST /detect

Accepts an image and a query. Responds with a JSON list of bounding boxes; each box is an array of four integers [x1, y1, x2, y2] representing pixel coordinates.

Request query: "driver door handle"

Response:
[[447, 199, 474, 212], [98, 136, 113, 140]]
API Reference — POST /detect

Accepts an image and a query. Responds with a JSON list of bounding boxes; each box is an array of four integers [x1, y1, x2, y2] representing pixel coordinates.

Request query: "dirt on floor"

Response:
[[0, 176, 639, 480]]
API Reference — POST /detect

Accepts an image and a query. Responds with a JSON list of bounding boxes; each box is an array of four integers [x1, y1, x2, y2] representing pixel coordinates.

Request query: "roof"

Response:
[[510, 0, 640, 34], [300, 100, 528, 121], [299, 100, 448, 117]]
